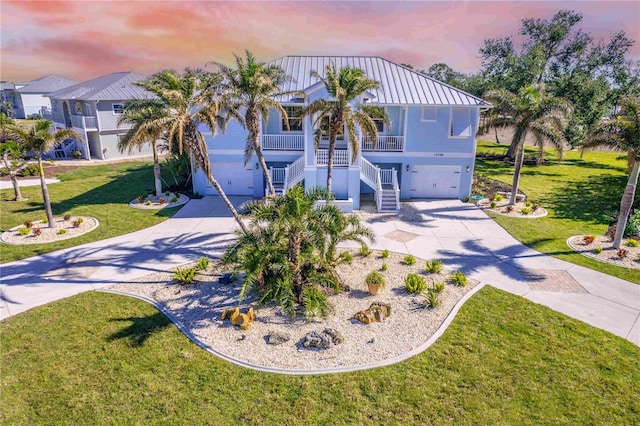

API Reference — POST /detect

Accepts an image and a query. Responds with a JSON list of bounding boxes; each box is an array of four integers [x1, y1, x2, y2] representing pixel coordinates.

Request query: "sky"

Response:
[[1, 0, 639, 82]]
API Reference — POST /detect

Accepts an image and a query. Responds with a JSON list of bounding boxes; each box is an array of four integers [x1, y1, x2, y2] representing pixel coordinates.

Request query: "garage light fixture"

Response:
[[405, 165, 410, 172], [466, 166, 470, 172], [255, 163, 259, 170]]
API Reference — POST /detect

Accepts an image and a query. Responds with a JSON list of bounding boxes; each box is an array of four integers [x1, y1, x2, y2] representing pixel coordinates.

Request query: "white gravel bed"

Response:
[[106, 251, 478, 371], [567, 235, 640, 269], [1, 216, 99, 245], [128, 193, 189, 210]]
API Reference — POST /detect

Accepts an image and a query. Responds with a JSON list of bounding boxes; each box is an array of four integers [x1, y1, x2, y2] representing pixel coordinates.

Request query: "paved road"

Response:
[[1, 197, 638, 345]]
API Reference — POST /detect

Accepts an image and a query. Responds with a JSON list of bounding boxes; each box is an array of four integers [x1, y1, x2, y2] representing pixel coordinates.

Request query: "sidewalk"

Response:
[[1, 197, 638, 345]]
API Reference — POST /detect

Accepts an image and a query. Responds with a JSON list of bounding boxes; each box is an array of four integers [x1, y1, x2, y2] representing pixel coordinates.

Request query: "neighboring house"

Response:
[[1, 75, 78, 119], [45, 72, 154, 160], [193, 56, 491, 211]]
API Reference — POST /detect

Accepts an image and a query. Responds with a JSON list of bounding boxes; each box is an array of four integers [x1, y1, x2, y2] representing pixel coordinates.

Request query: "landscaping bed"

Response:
[[128, 192, 189, 210], [567, 235, 640, 269], [1, 216, 99, 245], [477, 198, 547, 218]]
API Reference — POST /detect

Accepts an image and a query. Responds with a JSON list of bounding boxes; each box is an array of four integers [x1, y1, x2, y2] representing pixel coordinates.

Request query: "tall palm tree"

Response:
[[581, 96, 640, 248], [118, 103, 167, 197], [486, 85, 571, 205], [134, 69, 248, 232], [212, 50, 300, 195], [301, 65, 390, 194], [6, 119, 79, 227]]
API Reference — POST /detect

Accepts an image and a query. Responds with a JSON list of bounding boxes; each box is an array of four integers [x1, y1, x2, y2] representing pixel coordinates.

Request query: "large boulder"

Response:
[[352, 302, 392, 324], [266, 331, 291, 345]]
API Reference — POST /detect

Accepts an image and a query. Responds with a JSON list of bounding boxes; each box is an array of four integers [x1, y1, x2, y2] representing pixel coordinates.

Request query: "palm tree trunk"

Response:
[[326, 134, 336, 195], [247, 108, 275, 195], [152, 140, 162, 197], [3, 153, 24, 202], [288, 233, 303, 302], [509, 145, 524, 205], [206, 171, 248, 233], [506, 142, 516, 159], [612, 158, 640, 249], [37, 157, 55, 228], [255, 142, 274, 195]]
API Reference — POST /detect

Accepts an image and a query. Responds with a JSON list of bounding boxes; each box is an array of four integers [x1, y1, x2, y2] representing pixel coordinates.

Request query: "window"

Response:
[[83, 103, 92, 116], [281, 106, 303, 131], [112, 103, 124, 115], [370, 107, 386, 132], [421, 106, 437, 122], [75, 103, 82, 114], [319, 116, 344, 140], [449, 108, 472, 138]]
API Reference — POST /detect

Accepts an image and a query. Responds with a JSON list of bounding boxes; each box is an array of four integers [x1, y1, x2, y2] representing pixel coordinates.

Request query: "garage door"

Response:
[[410, 165, 460, 198], [205, 162, 254, 196]]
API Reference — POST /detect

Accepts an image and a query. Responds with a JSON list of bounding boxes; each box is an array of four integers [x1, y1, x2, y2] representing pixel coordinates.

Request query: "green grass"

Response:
[[0, 162, 182, 263], [475, 141, 640, 284], [1, 287, 638, 424]]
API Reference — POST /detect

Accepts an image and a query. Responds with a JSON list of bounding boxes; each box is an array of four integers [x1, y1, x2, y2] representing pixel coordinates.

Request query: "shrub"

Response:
[[195, 257, 210, 271], [18, 227, 31, 236], [624, 211, 640, 237], [505, 205, 514, 213], [463, 195, 471, 203], [63, 214, 72, 221], [365, 271, 386, 289], [525, 201, 532, 207], [531, 204, 540, 212], [72, 219, 82, 228], [405, 273, 427, 294], [174, 267, 197, 284], [494, 193, 504, 201], [339, 252, 353, 264], [19, 164, 39, 177], [171, 196, 178, 203], [380, 263, 388, 272], [137, 194, 147, 203], [380, 249, 390, 259], [41, 218, 48, 224], [617, 248, 628, 259], [158, 197, 166, 204], [490, 201, 497, 209], [360, 245, 372, 257], [583, 235, 595, 244], [403, 254, 416, 265], [424, 289, 441, 308], [24, 220, 33, 228], [521, 207, 532, 215], [594, 247, 603, 254], [32, 228, 42, 237], [449, 270, 468, 287], [145, 200, 152, 206], [302, 286, 332, 318], [625, 239, 639, 248], [432, 281, 445, 293], [165, 191, 171, 196], [57, 229, 66, 235], [425, 259, 443, 274]]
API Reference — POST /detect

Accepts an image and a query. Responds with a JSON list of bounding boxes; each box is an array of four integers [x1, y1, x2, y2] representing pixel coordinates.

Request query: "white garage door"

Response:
[[410, 165, 460, 199], [205, 163, 254, 196]]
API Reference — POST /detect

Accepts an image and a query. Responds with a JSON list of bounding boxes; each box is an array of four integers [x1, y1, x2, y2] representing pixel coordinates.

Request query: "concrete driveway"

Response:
[[1, 197, 638, 345]]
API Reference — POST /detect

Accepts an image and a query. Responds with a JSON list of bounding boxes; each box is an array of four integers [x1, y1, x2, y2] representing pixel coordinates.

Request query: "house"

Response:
[[193, 56, 491, 211], [44, 72, 154, 160], [1, 75, 78, 119]]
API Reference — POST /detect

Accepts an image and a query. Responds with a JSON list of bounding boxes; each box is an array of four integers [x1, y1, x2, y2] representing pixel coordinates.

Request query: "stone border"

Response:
[[566, 236, 640, 270], [99, 283, 486, 376], [128, 194, 189, 210], [0, 216, 100, 245]]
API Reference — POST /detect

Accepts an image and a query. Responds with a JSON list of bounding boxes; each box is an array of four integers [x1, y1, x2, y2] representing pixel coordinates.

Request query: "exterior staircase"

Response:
[[267, 156, 304, 195], [360, 157, 400, 212]]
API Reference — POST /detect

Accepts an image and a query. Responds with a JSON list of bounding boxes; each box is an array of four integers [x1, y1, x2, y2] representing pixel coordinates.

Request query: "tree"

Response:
[[118, 103, 167, 197], [301, 65, 389, 194], [5, 120, 79, 227], [485, 85, 571, 205], [212, 50, 300, 195], [134, 69, 248, 232], [0, 113, 29, 202], [223, 185, 374, 317], [581, 96, 640, 248]]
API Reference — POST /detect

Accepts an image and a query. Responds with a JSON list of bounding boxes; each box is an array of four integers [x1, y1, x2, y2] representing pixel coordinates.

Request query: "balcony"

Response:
[[261, 134, 304, 151], [70, 115, 98, 130], [316, 149, 349, 167], [362, 135, 404, 152]]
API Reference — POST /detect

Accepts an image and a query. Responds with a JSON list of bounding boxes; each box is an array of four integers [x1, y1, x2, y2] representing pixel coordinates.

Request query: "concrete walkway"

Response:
[[1, 197, 639, 346], [0, 178, 60, 189]]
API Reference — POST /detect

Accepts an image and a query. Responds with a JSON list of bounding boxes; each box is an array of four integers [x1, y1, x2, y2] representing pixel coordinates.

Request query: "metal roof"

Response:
[[48, 72, 152, 101], [271, 56, 490, 106], [16, 74, 78, 94]]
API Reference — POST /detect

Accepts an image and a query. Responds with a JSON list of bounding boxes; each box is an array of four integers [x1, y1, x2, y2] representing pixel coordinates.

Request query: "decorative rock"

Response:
[[353, 302, 392, 324], [301, 331, 332, 349], [220, 306, 255, 330], [323, 328, 344, 345], [266, 331, 291, 345]]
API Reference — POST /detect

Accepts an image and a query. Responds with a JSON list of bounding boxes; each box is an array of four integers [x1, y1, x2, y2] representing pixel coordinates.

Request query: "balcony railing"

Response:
[[316, 149, 349, 166], [362, 135, 404, 152], [69, 115, 98, 129], [262, 134, 304, 151], [51, 111, 65, 125]]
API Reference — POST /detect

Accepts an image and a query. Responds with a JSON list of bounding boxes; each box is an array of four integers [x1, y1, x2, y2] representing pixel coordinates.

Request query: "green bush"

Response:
[[403, 254, 416, 265], [195, 257, 210, 271], [432, 281, 445, 293], [339, 252, 353, 264], [625, 239, 639, 248], [302, 286, 332, 318], [41, 217, 48, 224], [525, 201, 532, 207], [19, 164, 39, 177], [594, 247, 603, 254], [145, 200, 152, 206], [494, 193, 504, 201], [360, 245, 372, 257], [57, 229, 66, 235], [381, 249, 390, 259], [425, 259, 443, 274], [170, 196, 178, 203], [381, 263, 388, 272], [365, 271, 386, 287], [463, 195, 471, 202], [624, 211, 640, 237], [490, 201, 497, 209], [424, 289, 441, 308], [531, 203, 540, 212], [174, 267, 197, 284], [405, 273, 427, 294], [165, 191, 171, 196], [18, 227, 31, 236], [521, 207, 532, 215], [450, 271, 468, 287]]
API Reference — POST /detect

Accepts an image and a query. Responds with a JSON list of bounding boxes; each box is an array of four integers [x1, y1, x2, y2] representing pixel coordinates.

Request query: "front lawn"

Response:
[[475, 141, 640, 284], [1, 287, 638, 424], [0, 162, 182, 263]]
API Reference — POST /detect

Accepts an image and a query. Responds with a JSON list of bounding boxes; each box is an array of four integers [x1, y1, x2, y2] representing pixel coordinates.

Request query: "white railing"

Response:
[[392, 169, 400, 210], [360, 157, 379, 188], [316, 149, 349, 166], [52, 112, 65, 124], [362, 136, 404, 152], [285, 156, 305, 188], [262, 134, 304, 150], [380, 169, 393, 185], [84, 116, 97, 129], [69, 115, 98, 129], [270, 167, 286, 184]]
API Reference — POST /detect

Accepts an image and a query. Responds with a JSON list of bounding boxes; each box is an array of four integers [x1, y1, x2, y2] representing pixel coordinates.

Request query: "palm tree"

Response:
[[581, 96, 640, 248], [117, 103, 167, 197], [212, 50, 300, 195], [134, 69, 248, 232], [6, 119, 79, 227], [485, 85, 571, 205], [301, 65, 390, 194], [0, 113, 28, 202]]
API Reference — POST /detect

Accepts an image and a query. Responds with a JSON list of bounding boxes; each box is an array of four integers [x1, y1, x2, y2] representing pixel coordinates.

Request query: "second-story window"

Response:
[[281, 106, 303, 131], [112, 103, 124, 115], [449, 108, 472, 138], [319, 116, 344, 140]]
